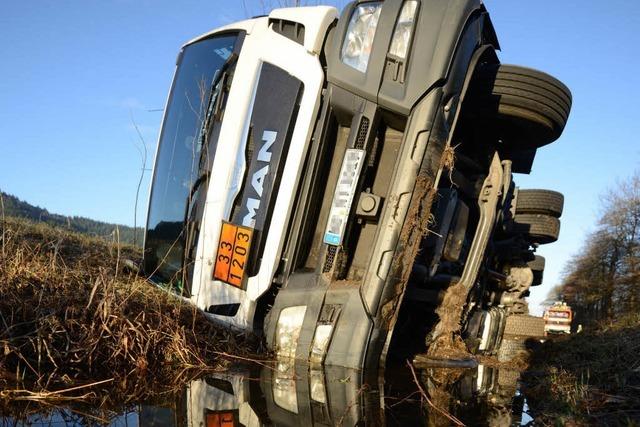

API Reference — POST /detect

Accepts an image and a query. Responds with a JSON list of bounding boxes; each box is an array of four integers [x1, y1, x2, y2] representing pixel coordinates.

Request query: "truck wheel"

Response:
[[498, 314, 545, 361], [516, 189, 564, 217], [469, 64, 572, 149], [510, 300, 528, 314], [503, 314, 546, 338], [510, 214, 560, 244], [527, 255, 545, 286], [497, 338, 528, 362]]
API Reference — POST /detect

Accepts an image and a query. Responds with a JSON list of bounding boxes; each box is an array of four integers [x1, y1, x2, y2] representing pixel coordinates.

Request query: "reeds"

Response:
[[0, 217, 258, 405]]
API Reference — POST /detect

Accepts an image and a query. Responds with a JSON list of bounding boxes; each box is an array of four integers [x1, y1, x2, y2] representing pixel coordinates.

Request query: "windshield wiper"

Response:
[[197, 52, 238, 147], [187, 52, 239, 209]]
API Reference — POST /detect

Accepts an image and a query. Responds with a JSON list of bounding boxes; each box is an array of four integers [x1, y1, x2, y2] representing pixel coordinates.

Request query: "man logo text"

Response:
[[242, 130, 277, 228]]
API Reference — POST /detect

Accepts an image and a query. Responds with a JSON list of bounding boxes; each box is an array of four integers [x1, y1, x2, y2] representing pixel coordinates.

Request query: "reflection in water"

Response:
[[2, 363, 532, 426], [418, 365, 528, 426]]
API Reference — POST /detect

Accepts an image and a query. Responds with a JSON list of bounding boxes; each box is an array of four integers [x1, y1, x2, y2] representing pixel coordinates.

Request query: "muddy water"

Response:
[[1, 363, 533, 426]]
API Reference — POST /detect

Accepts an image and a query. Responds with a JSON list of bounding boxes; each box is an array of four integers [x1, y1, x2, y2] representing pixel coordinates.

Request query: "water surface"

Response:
[[1, 362, 533, 426]]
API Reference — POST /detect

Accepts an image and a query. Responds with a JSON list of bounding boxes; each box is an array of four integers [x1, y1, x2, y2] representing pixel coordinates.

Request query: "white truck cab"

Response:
[[144, 7, 338, 330]]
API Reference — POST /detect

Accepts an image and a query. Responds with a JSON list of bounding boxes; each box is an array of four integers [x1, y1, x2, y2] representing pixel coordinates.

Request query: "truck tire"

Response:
[[527, 255, 545, 286], [497, 338, 527, 362], [516, 189, 564, 217], [510, 300, 528, 314], [503, 314, 546, 338], [510, 214, 560, 244], [498, 313, 546, 362], [469, 64, 572, 149]]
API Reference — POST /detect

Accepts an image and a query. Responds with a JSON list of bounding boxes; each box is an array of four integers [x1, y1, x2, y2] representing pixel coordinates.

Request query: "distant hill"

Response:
[[0, 191, 143, 246]]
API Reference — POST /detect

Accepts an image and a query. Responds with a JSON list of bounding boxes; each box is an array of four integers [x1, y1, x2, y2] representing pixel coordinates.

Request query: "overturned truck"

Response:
[[143, 0, 570, 377]]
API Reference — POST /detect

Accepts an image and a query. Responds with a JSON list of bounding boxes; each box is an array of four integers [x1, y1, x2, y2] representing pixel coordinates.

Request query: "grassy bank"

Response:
[[0, 217, 257, 406], [523, 317, 640, 425]]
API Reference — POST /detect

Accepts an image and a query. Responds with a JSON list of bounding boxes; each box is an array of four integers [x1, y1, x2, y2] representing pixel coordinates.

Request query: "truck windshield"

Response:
[[548, 311, 570, 319], [144, 33, 240, 289]]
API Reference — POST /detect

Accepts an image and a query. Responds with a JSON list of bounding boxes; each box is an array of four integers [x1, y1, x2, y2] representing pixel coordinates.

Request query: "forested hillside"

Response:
[[0, 191, 143, 245]]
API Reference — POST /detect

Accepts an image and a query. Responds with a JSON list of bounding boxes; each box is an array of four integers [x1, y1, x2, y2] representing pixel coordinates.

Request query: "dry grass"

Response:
[[523, 320, 640, 425], [440, 143, 458, 184], [427, 282, 471, 360], [0, 217, 259, 408]]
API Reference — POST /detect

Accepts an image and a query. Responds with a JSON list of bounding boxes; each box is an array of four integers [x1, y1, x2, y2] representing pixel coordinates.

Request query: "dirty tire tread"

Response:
[[531, 272, 543, 286], [497, 338, 527, 362], [527, 255, 545, 272], [500, 316, 545, 362], [516, 189, 564, 217], [528, 255, 545, 287], [511, 214, 560, 244], [503, 315, 545, 337]]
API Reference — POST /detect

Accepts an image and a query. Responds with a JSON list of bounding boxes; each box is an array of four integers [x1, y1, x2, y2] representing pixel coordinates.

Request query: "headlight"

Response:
[[309, 324, 334, 365], [309, 369, 327, 404], [389, 1, 418, 60], [275, 306, 307, 359], [341, 2, 383, 72], [273, 360, 298, 413]]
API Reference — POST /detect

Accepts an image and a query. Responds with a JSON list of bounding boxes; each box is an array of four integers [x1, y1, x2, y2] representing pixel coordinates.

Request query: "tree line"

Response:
[[0, 191, 143, 246], [548, 171, 640, 327]]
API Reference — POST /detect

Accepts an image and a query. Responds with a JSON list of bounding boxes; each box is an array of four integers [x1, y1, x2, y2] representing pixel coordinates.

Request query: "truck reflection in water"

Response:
[[141, 362, 373, 426], [1, 361, 533, 426], [136, 362, 533, 426]]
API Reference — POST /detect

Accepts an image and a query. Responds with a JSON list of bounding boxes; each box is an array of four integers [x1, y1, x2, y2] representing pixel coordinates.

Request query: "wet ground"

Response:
[[1, 361, 534, 426]]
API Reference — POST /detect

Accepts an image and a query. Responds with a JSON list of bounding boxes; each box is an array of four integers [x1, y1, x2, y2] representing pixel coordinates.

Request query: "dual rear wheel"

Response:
[[510, 189, 564, 244]]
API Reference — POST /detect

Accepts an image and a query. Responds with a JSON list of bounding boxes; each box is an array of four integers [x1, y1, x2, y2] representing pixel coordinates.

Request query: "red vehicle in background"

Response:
[[544, 302, 572, 335]]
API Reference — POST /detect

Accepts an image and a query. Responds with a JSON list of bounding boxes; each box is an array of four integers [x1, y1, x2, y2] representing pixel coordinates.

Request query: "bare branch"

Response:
[[129, 112, 149, 247]]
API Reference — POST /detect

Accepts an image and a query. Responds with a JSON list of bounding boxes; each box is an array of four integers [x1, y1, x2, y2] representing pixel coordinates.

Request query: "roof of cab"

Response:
[[183, 6, 338, 55]]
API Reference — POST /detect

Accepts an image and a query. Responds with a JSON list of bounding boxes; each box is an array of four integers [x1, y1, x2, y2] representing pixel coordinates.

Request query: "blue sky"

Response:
[[1, 1, 639, 313]]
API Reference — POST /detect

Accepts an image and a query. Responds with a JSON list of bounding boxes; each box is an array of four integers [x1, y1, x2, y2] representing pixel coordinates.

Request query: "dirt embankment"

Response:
[[0, 217, 259, 408]]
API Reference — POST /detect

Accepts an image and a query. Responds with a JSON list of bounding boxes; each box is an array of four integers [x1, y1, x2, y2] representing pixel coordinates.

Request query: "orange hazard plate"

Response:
[[213, 222, 253, 288], [206, 411, 237, 427]]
